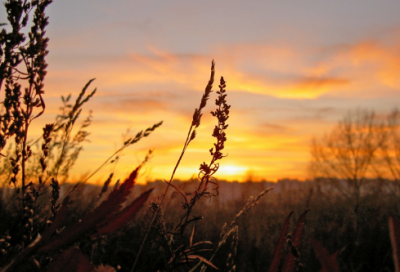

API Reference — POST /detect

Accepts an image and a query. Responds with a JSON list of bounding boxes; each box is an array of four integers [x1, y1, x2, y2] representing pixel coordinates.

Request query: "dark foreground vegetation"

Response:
[[1, 1, 400, 272], [1, 179, 399, 272]]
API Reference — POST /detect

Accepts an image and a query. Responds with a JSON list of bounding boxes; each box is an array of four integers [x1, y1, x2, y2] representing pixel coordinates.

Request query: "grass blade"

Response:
[[190, 224, 196, 247], [269, 211, 294, 272], [309, 237, 340, 272], [389, 216, 400, 272], [188, 255, 218, 270], [282, 210, 310, 272], [37, 167, 141, 254], [94, 188, 153, 236]]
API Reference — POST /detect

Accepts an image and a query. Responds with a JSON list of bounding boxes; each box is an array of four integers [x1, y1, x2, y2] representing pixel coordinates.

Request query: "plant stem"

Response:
[[130, 126, 193, 272]]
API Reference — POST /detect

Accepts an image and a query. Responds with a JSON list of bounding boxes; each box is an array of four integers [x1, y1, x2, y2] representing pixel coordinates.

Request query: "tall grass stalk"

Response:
[[131, 61, 216, 272]]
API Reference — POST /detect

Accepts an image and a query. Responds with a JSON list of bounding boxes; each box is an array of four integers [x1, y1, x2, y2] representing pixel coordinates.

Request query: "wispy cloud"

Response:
[[37, 9, 400, 182]]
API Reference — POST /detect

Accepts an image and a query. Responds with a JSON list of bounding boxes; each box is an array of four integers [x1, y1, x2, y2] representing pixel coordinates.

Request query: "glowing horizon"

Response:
[[2, 1, 400, 184]]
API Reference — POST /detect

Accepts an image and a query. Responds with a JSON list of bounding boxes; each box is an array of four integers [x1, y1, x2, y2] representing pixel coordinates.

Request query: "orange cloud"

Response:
[[47, 37, 400, 102], [348, 41, 400, 89], [36, 32, 400, 184]]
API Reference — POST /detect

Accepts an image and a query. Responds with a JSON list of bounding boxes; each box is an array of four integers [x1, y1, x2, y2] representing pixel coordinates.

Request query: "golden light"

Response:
[[218, 165, 248, 177]]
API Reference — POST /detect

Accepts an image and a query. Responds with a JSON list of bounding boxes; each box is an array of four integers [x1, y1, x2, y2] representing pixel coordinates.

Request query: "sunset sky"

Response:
[[2, 1, 400, 183]]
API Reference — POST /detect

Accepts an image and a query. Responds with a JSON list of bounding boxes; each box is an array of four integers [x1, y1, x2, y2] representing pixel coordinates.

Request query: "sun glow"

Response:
[[218, 165, 248, 177]]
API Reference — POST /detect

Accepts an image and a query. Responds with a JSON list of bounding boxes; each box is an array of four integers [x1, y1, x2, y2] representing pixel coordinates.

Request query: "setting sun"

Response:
[[218, 165, 248, 177]]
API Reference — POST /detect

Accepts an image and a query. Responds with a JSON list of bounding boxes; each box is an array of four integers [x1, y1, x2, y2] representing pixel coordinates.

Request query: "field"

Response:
[[1, 178, 399, 271]]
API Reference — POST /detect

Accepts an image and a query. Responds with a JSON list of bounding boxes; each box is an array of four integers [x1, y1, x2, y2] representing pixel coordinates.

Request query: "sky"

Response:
[[2, 0, 400, 183]]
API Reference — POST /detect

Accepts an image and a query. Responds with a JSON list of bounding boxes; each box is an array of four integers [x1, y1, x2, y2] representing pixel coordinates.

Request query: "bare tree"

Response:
[[379, 109, 400, 191], [309, 109, 385, 211]]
